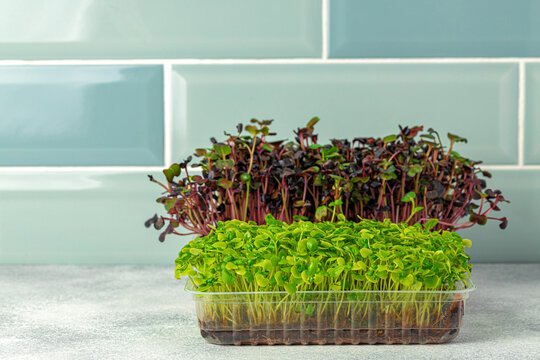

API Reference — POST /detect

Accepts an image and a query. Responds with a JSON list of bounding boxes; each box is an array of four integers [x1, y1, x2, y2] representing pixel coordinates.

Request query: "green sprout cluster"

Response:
[[175, 215, 472, 295]]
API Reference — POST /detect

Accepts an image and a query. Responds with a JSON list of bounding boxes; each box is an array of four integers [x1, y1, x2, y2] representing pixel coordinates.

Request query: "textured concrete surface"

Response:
[[0, 264, 539, 360]]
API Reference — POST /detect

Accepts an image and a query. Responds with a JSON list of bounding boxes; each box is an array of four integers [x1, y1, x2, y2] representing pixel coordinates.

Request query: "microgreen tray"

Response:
[[186, 278, 475, 345]]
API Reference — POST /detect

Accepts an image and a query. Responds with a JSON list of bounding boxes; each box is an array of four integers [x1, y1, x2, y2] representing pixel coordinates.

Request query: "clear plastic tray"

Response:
[[186, 279, 475, 345]]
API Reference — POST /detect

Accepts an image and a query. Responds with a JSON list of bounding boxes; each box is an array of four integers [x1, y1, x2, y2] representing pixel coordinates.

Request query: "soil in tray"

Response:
[[200, 328, 460, 345], [198, 299, 464, 345]]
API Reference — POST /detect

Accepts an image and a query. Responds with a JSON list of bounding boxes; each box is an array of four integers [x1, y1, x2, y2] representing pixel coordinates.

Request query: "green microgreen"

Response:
[[175, 215, 472, 294]]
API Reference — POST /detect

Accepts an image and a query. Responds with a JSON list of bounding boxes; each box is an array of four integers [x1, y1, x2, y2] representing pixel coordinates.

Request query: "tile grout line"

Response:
[[163, 62, 173, 167], [0, 167, 166, 173], [321, 0, 329, 60], [1, 165, 539, 173], [3, 58, 540, 65], [518, 61, 525, 166], [481, 165, 540, 170]]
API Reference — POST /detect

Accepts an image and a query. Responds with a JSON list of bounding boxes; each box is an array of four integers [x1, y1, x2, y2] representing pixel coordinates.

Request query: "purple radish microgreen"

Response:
[[147, 119, 508, 242]]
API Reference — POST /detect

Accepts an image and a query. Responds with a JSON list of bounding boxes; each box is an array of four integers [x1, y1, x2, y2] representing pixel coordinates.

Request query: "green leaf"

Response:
[[215, 159, 235, 170], [314, 173, 325, 186], [194, 148, 207, 157], [307, 259, 318, 276], [401, 191, 416, 203], [213, 241, 227, 250], [240, 173, 251, 182], [301, 270, 311, 284], [303, 166, 320, 173], [322, 146, 338, 157], [381, 172, 397, 180], [376, 269, 388, 279], [423, 219, 439, 230], [284, 282, 297, 295], [462, 239, 472, 248], [450, 150, 469, 163], [262, 144, 273, 152], [291, 266, 302, 278], [305, 304, 315, 314], [365, 272, 378, 283], [330, 266, 345, 278], [181, 268, 197, 277], [217, 178, 233, 189], [315, 206, 328, 221], [330, 283, 342, 291], [213, 144, 232, 157], [169, 163, 181, 177], [447, 133, 468, 143], [255, 259, 273, 272], [401, 274, 415, 287], [221, 269, 235, 284], [307, 116, 320, 128], [306, 238, 318, 252], [245, 125, 258, 137], [164, 198, 176, 212], [383, 134, 397, 143], [255, 273, 269, 287], [352, 260, 367, 271], [393, 258, 403, 268], [264, 214, 278, 225], [329, 199, 343, 207], [360, 248, 372, 258], [297, 239, 308, 253], [424, 275, 441, 289], [412, 280, 423, 291], [274, 271, 284, 286], [407, 164, 423, 177], [162, 168, 174, 183]]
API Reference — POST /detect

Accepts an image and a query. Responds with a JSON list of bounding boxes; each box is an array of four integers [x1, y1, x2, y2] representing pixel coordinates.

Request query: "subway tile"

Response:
[[460, 170, 540, 263], [171, 63, 518, 165], [0, 0, 321, 59], [524, 64, 540, 164], [330, 0, 540, 58], [0, 66, 163, 166], [0, 172, 188, 264]]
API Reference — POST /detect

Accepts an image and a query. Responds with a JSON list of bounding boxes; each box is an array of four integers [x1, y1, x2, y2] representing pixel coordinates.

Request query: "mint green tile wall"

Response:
[[525, 64, 540, 164], [329, 0, 540, 58], [171, 64, 518, 164], [0, 0, 321, 59], [0, 173, 187, 264], [0, 2, 538, 264], [0, 66, 164, 166]]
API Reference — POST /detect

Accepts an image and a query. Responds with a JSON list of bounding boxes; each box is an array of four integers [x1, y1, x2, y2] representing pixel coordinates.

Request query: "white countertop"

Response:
[[1, 264, 539, 360]]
